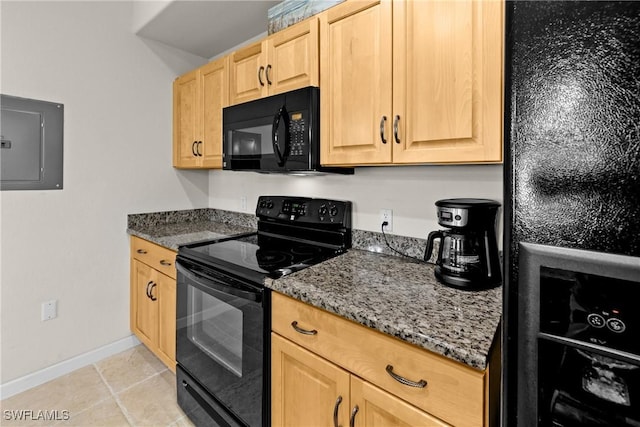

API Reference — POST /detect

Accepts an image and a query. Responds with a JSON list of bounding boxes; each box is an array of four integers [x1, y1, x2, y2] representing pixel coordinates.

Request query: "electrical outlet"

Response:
[[380, 209, 393, 232], [41, 300, 57, 321]]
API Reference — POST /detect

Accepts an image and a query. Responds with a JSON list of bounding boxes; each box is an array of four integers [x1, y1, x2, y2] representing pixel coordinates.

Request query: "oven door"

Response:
[[176, 259, 269, 427]]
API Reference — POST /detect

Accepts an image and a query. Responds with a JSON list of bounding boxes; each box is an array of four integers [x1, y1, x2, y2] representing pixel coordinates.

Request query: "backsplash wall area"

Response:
[[208, 164, 504, 242]]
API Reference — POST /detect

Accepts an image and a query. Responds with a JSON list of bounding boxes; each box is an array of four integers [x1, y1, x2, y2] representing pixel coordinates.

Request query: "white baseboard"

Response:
[[0, 335, 141, 400]]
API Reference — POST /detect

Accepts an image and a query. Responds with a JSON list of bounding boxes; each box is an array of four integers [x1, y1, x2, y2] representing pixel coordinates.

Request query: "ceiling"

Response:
[[135, 1, 281, 59]]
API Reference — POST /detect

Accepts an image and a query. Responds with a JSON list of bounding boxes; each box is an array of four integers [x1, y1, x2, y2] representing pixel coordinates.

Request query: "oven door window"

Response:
[[187, 285, 243, 377]]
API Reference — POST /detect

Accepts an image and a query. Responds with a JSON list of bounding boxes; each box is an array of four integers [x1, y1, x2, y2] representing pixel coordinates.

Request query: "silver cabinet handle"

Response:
[[385, 365, 427, 388], [333, 396, 342, 427], [349, 405, 359, 427], [196, 141, 203, 157], [136, 249, 148, 254], [258, 66, 265, 86], [291, 321, 318, 335], [159, 259, 172, 266], [266, 64, 272, 85], [191, 140, 198, 156], [379, 116, 387, 144], [146, 280, 153, 298], [393, 115, 400, 144]]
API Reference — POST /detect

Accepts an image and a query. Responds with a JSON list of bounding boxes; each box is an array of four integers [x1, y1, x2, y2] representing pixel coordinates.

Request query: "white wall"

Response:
[[0, 1, 209, 384], [209, 165, 503, 239], [131, 0, 172, 34]]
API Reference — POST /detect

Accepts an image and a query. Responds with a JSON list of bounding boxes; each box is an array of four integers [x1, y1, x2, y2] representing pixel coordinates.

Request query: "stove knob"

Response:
[[319, 204, 328, 216], [259, 200, 266, 208], [329, 206, 338, 217], [266, 200, 274, 209]]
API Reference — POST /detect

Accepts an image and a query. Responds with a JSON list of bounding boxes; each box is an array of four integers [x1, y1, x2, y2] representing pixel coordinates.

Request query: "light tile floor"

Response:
[[0, 345, 194, 426]]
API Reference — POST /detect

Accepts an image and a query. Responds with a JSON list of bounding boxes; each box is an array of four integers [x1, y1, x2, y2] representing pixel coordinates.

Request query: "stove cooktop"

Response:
[[178, 196, 352, 283], [180, 232, 345, 280]]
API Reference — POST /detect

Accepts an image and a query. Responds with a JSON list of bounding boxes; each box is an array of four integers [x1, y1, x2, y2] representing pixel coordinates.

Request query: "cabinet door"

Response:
[[267, 18, 319, 96], [272, 333, 350, 427], [156, 272, 176, 371], [320, 0, 393, 165], [173, 69, 200, 168], [131, 260, 158, 348], [350, 377, 451, 427], [200, 57, 228, 169], [392, 0, 503, 164], [229, 41, 267, 105]]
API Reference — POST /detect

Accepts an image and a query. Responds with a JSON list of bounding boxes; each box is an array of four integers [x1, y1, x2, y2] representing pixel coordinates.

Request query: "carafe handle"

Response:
[[424, 230, 443, 262]]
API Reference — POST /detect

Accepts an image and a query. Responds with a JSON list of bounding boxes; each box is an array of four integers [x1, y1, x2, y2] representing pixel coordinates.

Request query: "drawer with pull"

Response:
[[272, 292, 486, 427], [131, 236, 177, 279]]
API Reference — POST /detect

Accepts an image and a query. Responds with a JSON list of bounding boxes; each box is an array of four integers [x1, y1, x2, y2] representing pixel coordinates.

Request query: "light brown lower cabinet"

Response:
[[130, 236, 176, 371], [272, 333, 449, 426], [271, 292, 499, 427]]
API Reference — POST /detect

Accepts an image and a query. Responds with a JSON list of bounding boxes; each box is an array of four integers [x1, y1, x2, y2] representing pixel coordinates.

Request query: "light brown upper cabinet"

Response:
[[229, 18, 319, 106], [320, 0, 504, 166], [173, 56, 228, 169]]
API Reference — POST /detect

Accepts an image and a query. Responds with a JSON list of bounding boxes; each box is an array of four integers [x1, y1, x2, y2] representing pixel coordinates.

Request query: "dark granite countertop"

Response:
[[126, 209, 502, 370], [126, 208, 257, 250], [265, 250, 502, 370], [128, 220, 255, 250]]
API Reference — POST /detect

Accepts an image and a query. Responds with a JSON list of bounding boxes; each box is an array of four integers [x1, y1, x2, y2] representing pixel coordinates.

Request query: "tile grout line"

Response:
[[115, 367, 169, 394], [93, 363, 138, 427]]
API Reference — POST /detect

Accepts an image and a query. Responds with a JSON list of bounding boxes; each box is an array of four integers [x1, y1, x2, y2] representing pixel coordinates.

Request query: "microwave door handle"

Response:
[[272, 105, 290, 167]]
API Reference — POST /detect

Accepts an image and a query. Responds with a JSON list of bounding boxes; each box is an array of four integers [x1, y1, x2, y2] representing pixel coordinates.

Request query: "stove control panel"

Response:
[[256, 196, 352, 227]]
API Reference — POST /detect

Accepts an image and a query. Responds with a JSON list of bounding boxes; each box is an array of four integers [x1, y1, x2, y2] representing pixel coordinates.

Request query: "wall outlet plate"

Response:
[[380, 209, 393, 232], [41, 300, 57, 321]]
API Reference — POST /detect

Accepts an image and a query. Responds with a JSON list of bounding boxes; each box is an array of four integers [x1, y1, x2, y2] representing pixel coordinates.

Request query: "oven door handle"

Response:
[[176, 261, 262, 303]]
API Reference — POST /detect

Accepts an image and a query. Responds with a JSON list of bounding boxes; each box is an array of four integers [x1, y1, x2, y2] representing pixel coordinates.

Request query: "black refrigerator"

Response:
[[503, 2, 640, 426]]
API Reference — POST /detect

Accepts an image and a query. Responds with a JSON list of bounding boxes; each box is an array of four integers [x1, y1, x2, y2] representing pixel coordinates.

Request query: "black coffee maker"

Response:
[[424, 198, 501, 290]]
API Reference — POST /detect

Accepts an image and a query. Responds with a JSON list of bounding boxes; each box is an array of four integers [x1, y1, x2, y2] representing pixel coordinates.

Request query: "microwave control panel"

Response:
[[288, 111, 307, 157]]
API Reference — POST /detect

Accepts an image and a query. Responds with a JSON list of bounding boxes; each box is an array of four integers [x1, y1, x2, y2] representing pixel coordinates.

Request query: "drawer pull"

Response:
[[136, 249, 148, 254], [349, 405, 359, 427], [385, 365, 427, 388], [333, 396, 342, 427], [291, 321, 317, 336], [159, 259, 172, 266]]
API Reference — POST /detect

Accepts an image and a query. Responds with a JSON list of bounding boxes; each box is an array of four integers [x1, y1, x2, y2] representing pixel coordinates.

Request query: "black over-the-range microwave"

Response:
[[222, 86, 353, 174]]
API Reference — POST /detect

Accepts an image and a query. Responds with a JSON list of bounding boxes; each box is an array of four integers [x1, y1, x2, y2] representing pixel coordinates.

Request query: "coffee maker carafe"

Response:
[[424, 198, 501, 290]]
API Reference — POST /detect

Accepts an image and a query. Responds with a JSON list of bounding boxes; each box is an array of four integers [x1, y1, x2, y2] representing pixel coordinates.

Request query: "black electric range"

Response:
[[176, 196, 351, 427]]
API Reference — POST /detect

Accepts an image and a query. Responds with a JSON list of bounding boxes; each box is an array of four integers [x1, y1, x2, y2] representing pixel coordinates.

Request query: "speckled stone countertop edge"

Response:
[[267, 282, 497, 370], [264, 249, 502, 371]]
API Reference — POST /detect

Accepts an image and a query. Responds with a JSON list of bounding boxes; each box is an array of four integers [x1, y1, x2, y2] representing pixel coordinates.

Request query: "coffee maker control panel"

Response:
[[437, 207, 469, 228]]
